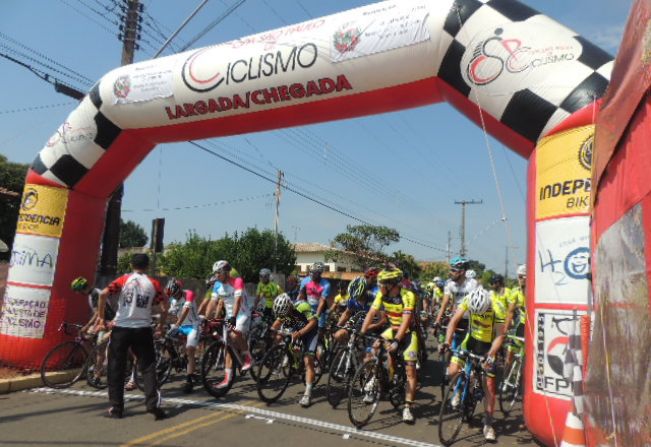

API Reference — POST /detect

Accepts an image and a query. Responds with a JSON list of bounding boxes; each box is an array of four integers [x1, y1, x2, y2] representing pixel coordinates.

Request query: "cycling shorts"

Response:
[[507, 323, 525, 353], [451, 334, 496, 378], [179, 325, 200, 348], [234, 313, 250, 336], [381, 328, 419, 363], [300, 328, 319, 356]]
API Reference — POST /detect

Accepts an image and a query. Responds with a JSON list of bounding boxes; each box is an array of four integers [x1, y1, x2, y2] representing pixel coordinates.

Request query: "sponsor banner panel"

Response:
[[16, 184, 69, 237], [330, 1, 430, 63], [7, 234, 60, 287], [535, 216, 591, 305], [0, 285, 51, 339], [113, 62, 174, 105], [536, 125, 594, 219], [534, 309, 585, 399]]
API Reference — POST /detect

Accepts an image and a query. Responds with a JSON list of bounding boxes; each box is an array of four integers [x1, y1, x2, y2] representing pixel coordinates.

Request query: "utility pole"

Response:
[[273, 170, 284, 273], [446, 231, 452, 263], [454, 199, 483, 257], [504, 245, 518, 279], [99, 0, 143, 277]]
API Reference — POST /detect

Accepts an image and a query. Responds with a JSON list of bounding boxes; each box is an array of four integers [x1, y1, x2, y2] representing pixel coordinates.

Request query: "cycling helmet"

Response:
[[273, 293, 293, 317], [364, 267, 380, 279], [490, 274, 505, 286], [436, 279, 446, 288], [377, 267, 403, 285], [259, 268, 272, 278], [165, 277, 184, 297], [212, 260, 231, 274], [450, 256, 469, 270], [310, 262, 325, 274], [466, 269, 477, 279], [347, 277, 367, 301], [71, 276, 89, 292], [468, 287, 492, 314], [433, 276, 441, 283], [517, 264, 527, 277]]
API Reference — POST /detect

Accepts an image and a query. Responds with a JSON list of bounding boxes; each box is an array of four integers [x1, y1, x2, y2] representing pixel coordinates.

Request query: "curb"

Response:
[[0, 371, 76, 394]]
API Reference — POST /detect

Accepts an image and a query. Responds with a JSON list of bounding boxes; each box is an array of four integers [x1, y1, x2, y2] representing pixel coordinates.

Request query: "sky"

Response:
[[0, 0, 633, 275]]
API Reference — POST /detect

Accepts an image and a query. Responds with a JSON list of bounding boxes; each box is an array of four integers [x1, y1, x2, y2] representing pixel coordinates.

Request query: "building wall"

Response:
[[295, 251, 358, 273]]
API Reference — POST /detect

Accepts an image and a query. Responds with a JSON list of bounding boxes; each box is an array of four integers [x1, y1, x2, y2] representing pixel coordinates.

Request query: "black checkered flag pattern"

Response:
[[436, 0, 613, 143]]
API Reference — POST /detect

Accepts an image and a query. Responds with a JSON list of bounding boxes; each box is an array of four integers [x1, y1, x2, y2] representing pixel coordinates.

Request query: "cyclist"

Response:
[[299, 262, 331, 335], [205, 260, 253, 387], [488, 274, 510, 337], [271, 293, 318, 408], [504, 264, 527, 373], [333, 267, 381, 343], [434, 257, 478, 351], [361, 266, 419, 424], [166, 278, 201, 394], [329, 283, 349, 317], [440, 287, 505, 442], [96, 253, 168, 420], [285, 274, 300, 303], [254, 268, 283, 321]]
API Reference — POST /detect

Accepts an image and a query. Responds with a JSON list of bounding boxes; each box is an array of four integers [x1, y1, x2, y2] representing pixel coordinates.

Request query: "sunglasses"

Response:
[[450, 268, 463, 273]]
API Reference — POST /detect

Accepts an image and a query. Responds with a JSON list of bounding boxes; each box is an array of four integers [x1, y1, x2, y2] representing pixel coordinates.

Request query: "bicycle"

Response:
[[499, 334, 524, 416], [347, 334, 407, 428], [40, 323, 92, 389], [255, 328, 323, 404], [326, 324, 365, 408], [438, 350, 488, 446], [248, 310, 274, 380], [201, 319, 253, 398]]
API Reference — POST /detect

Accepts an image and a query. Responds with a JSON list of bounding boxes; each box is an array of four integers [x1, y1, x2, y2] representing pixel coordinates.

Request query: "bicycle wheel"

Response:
[[499, 358, 522, 416], [256, 345, 292, 404], [347, 361, 383, 428], [40, 341, 88, 389], [85, 344, 108, 389], [326, 348, 355, 408], [248, 327, 270, 382], [201, 341, 237, 398], [438, 374, 467, 446]]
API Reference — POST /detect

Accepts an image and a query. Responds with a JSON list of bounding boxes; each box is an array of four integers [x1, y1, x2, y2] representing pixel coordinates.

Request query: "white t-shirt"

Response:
[[108, 272, 163, 328], [445, 278, 478, 317]]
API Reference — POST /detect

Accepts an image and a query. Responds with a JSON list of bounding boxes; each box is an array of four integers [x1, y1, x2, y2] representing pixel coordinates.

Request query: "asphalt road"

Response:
[[0, 352, 541, 447]]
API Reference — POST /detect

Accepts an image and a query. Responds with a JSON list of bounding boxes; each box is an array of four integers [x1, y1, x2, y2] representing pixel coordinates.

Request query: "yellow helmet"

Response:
[[378, 267, 403, 284]]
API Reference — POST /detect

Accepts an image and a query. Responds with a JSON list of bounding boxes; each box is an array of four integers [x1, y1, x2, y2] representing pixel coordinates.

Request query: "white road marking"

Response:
[[30, 388, 442, 447]]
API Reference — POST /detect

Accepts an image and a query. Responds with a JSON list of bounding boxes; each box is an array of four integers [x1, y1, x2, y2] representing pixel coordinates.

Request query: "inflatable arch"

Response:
[[0, 0, 615, 445]]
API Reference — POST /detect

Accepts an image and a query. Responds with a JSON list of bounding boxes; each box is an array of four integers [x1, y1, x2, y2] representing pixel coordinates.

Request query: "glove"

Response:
[[438, 343, 449, 355], [198, 315, 206, 322], [388, 340, 399, 353], [167, 324, 179, 337], [227, 317, 236, 327]]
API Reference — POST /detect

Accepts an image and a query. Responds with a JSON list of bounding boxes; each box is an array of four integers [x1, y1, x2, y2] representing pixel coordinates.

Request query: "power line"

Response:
[[179, 0, 248, 51], [123, 192, 272, 212], [0, 102, 76, 115]]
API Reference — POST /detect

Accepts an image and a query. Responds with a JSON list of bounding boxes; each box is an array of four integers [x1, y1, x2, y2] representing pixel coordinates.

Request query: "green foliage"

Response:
[[117, 251, 135, 274], [391, 250, 422, 279], [119, 219, 148, 248], [419, 261, 450, 282], [327, 224, 399, 269], [0, 155, 28, 260], [158, 228, 296, 282]]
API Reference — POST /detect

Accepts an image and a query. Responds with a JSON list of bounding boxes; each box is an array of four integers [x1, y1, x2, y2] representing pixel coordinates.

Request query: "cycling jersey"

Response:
[[347, 284, 377, 313], [444, 278, 478, 309], [178, 289, 200, 327], [108, 273, 164, 328], [256, 281, 283, 309], [300, 276, 331, 328], [457, 294, 498, 343], [508, 287, 526, 324], [88, 288, 116, 321], [278, 301, 316, 332], [371, 288, 416, 330], [333, 293, 349, 308], [490, 288, 511, 323]]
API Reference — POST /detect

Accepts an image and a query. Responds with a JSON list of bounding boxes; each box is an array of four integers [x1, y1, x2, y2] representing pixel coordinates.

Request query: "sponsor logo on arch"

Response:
[[16, 184, 69, 238]]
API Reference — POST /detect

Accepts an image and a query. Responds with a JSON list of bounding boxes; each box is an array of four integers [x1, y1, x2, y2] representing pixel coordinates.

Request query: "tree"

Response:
[[419, 261, 450, 282], [158, 228, 296, 282], [0, 155, 28, 260], [327, 224, 399, 269], [391, 250, 422, 279], [119, 219, 148, 248]]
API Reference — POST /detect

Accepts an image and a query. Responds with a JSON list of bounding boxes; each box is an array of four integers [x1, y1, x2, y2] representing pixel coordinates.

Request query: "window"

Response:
[[337, 266, 346, 272]]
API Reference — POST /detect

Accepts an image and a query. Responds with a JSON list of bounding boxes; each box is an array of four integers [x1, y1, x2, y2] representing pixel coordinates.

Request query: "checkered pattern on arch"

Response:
[[31, 84, 122, 188], [437, 0, 613, 143]]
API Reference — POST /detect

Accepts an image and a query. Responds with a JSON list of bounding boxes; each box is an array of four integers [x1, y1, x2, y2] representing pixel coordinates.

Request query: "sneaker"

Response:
[[182, 378, 193, 394], [402, 406, 415, 424], [148, 407, 168, 421], [483, 424, 496, 442], [363, 377, 377, 403], [215, 371, 232, 389], [450, 391, 460, 409], [299, 394, 311, 408], [241, 354, 253, 372], [105, 406, 123, 419]]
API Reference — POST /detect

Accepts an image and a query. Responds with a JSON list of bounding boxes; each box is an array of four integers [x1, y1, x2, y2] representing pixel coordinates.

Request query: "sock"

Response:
[[305, 383, 313, 396], [224, 368, 232, 379]]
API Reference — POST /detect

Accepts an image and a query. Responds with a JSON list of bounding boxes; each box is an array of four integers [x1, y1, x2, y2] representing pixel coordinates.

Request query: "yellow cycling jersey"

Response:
[[256, 282, 283, 309], [508, 287, 526, 324], [491, 287, 511, 323], [372, 288, 416, 329], [458, 294, 498, 343], [334, 293, 349, 307]]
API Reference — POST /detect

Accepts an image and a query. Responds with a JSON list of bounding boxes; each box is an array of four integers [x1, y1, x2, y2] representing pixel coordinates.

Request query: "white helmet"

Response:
[[273, 293, 293, 317], [468, 287, 491, 314], [212, 260, 231, 274], [517, 264, 527, 277], [433, 276, 441, 283], [465, 269, 477, 279]]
